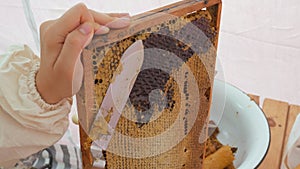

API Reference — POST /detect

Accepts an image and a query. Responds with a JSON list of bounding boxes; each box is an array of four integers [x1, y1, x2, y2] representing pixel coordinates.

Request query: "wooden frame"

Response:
[[77, 0, 222, 168]]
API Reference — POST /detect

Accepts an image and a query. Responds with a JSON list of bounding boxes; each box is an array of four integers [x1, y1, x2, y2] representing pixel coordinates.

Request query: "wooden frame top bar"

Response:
[[90, 0, 221, 47], [134, 0, 220, 19]]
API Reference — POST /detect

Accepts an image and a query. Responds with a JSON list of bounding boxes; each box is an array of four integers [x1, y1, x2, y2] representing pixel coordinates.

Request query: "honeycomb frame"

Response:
[[76, 0, 222, 168]]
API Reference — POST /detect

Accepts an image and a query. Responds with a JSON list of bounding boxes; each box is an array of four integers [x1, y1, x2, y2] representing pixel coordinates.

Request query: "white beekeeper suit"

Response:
[[0, 45, 72, 167]]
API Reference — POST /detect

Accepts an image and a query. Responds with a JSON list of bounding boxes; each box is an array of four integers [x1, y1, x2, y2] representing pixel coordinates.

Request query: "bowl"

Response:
[[210, 79, 270, 169]]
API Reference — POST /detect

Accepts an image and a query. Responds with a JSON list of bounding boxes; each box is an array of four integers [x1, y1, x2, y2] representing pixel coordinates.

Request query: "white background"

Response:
[[0, 0, 299, 106]]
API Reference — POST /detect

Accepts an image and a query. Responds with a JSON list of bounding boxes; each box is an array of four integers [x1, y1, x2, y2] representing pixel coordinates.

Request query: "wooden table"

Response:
[[247, 95, 300, 169]]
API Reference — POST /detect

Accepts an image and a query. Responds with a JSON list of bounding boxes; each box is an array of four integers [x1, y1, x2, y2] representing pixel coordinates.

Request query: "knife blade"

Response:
[[89, 40, 144, 151]]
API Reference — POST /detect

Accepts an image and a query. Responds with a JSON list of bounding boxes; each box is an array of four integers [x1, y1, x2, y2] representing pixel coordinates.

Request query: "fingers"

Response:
[[93, 23, 110, 35], [89, 10, 131, 29], [54, 3, 94, 41], [90, 12, 131, 34], [106, 13, 130, 18], [51, 7, 131, 70], [52, 4, 130, 44], [89, 10, 115, 24], [105, 17, 131, 29], [54, 4, 130, 38], [54, 22, 93, 75], [39, 20, 54, 37]]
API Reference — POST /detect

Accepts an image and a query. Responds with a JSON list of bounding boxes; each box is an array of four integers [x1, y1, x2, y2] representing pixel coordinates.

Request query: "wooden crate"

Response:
[[248, 94, 300, 169], [76, 0, 222, 168]]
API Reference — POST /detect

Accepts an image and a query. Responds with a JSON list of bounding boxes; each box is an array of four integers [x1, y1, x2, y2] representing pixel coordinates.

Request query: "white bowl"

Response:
[[210, 80, 270, 169]]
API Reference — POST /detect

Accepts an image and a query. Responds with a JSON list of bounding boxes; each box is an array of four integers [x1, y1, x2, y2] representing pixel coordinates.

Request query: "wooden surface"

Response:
[[247, 95, 300, 169]]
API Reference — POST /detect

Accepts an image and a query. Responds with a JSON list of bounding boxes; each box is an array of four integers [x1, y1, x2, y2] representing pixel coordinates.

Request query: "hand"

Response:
[[36, 3, 130, 104]]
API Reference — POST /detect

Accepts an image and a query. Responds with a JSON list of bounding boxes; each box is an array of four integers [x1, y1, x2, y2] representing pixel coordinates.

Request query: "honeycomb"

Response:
[[77, 4, 220, 169]]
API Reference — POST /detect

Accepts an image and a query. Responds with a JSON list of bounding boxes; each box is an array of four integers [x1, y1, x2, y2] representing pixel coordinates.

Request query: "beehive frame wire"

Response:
[[76, 0, 222, 168]]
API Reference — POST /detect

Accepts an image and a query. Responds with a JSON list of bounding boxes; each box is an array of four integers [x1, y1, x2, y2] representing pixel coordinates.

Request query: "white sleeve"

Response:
[[0, 45, 72, 168]]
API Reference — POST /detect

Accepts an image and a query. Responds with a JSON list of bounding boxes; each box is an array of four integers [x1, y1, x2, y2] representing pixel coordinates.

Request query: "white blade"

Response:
[[90, 40, 144, 151]]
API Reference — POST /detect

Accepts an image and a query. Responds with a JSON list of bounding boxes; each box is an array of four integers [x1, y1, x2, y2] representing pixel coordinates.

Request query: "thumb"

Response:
[[54, 22, 94, 71], [54, 22, 94, 97]]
